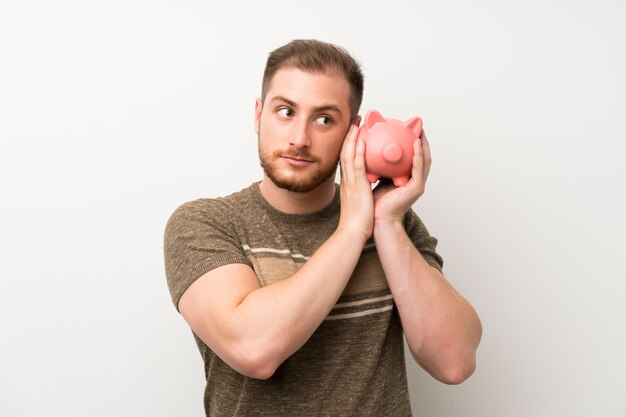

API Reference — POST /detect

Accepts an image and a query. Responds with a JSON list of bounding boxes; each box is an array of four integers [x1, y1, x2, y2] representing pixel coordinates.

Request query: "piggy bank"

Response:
[[358, 110, 423, 186]]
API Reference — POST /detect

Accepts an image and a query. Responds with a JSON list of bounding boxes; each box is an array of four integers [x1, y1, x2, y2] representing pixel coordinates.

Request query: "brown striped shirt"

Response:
[[164, 182, 443, 416]]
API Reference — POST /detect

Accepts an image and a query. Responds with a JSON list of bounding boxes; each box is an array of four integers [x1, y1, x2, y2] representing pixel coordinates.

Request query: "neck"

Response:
[[259, 176, 337, 214]]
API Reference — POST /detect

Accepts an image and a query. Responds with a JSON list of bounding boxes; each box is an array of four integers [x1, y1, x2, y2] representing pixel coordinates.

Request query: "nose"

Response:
[[289, 119, 311, 149], [382, 143, 403, 163]]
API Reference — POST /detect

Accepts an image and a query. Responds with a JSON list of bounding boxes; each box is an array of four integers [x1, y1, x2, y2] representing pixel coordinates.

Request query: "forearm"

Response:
[[373, 219, 482, 384], [219, 226, 368, 378]]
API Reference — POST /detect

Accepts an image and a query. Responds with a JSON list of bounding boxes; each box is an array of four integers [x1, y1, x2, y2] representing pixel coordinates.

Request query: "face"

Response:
[[255, 67, 354, 193]]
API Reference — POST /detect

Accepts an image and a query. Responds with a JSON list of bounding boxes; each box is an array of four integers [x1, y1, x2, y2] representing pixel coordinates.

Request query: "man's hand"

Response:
[[338, 128, 432, 234], [368, 130, 482, 384], [338, 124, 374, 242], [373, 130, 432, 223]]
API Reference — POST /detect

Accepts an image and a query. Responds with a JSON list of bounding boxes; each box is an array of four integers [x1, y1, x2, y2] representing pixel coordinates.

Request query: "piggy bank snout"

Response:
[[382, 142, 403, 163]]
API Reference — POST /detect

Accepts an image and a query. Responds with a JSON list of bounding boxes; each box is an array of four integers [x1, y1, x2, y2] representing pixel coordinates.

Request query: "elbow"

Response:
[[239, 359, 278, 380], [413, 348, 477, 385], [228, 343, 281, 380], [436, 358, 477, 385], [436, 316, 482, 385]]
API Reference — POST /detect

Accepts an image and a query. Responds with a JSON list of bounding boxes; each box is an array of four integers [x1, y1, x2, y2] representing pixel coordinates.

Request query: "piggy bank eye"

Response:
[[277, 107, 294, 118], [314, 115, 332, 126]]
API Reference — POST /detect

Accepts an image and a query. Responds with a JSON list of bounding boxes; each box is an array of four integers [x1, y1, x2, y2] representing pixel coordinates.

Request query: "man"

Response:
[[164, 39, 482, 416]]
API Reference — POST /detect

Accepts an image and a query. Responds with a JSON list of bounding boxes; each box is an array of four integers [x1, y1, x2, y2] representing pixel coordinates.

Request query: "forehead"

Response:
[[264, 67, 351, 113]]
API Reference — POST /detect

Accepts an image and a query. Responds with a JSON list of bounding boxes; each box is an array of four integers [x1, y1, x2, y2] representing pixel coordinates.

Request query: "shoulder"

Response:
[[165, 184, 258, 233], [164, 198, 227, 240]]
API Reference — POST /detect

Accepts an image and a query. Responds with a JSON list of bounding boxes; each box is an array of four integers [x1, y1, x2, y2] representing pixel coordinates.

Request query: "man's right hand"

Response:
[[338, 124, 375, 243]]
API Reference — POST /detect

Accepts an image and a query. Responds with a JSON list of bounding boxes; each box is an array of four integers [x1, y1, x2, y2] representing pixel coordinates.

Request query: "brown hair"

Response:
[[261, 39, 364, 120]]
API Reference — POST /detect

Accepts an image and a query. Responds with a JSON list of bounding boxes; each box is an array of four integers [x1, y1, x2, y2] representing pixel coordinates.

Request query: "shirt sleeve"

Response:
[[403, 209, 444, 272], [163, 198, 253, 311]]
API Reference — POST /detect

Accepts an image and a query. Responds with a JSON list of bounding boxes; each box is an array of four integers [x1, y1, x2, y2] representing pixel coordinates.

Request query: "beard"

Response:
[[258, 142, 339, 193]]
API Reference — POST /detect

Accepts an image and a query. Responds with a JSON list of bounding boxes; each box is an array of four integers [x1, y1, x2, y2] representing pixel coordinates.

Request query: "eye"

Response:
[[314, 115, 332, 126], [277, 107, 294, 118]]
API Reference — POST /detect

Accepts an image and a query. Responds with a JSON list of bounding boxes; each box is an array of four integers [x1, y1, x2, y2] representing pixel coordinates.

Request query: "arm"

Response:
[[179, 228, 365, 380], [373, 220, 482, 384], [178, 126, 373, 380], [370, 132, 482, 384]]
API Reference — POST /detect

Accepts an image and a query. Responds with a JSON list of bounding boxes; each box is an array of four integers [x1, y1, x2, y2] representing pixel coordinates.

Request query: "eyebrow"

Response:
[[270, 95, 343, 116]]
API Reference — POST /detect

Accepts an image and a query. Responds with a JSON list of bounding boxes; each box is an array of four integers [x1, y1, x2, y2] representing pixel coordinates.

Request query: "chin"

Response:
[[272, 177, 325, 193], [267, 168, 336, 193], [260, 152, 338, 193]]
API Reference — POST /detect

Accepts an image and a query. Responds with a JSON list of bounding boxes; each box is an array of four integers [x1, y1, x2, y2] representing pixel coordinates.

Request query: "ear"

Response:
[[404, 116, 423, 136], [364, 110, 386, 130], [254, 97, 263, 134], [352, 115, 362, 127]]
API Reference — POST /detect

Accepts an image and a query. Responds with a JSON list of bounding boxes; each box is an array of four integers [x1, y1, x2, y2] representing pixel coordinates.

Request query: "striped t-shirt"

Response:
[[164, 182, 443, 417]]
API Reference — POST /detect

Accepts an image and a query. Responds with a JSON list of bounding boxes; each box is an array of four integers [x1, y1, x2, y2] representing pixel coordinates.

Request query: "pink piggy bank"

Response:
[[358, 110, 423, 186]]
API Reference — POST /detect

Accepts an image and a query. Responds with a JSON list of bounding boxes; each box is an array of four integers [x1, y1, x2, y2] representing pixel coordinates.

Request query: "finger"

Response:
[[339, 125, 355, 174], [354, 136, 366, 174], [340, 125, 358, 163], [411, 137, 424, 184], [340, 125, 359, 182], [420, 130, 432, 180]]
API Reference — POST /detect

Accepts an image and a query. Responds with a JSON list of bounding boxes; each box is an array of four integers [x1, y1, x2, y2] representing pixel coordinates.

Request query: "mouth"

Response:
[[284, 155, 312, 162], [282, 155, 314, 166]]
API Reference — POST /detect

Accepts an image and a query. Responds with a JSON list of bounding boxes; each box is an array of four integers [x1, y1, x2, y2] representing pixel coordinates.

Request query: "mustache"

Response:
[[273, 148, 320, 163]]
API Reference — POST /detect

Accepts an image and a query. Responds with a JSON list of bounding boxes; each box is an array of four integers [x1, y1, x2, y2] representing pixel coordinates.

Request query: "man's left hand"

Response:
[[372, 130, 432, 223]]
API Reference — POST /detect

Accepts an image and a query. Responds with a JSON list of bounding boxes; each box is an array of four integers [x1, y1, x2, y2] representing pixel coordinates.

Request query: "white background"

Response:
[[1, 1, 625, 416]]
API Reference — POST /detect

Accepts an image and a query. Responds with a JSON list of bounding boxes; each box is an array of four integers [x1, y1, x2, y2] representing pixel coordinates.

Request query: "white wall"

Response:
[[1, 1, 624, 416]]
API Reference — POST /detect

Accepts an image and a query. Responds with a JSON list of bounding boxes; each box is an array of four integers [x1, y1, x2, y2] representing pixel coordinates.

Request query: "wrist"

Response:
[[335, 222, 371, 247], [374, 215, 404, 227], [373, 217, 404, 237]]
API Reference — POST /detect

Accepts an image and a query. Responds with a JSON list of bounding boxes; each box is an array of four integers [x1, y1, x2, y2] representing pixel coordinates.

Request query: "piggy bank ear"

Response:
[[404, 117, 423, 136], [364, 110, 386, 130]]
